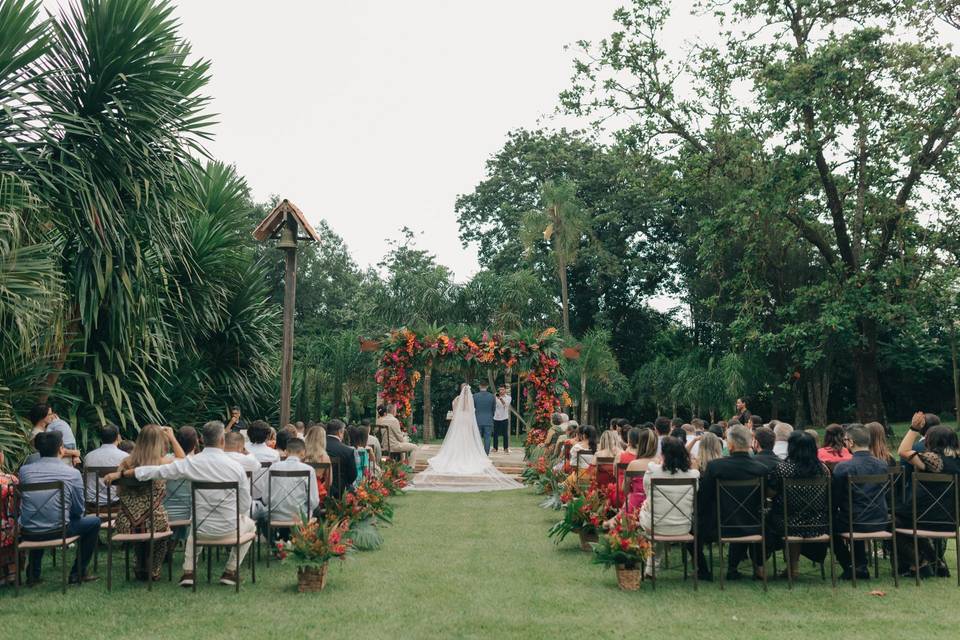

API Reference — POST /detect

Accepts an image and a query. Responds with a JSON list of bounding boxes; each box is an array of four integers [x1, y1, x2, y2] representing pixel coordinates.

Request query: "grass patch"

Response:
[[1, 488, 958, 639]]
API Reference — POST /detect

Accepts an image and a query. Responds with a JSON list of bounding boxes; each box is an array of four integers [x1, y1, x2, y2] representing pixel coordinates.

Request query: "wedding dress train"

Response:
[[410, 385, 522, 492]]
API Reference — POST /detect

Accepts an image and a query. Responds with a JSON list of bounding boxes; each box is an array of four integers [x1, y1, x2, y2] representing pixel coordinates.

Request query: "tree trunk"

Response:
[[671, 401, 677, 419], [852, 319, 886, 423], [952, 322, 960, 423], [580, 371, 588, 424], [558, 257, 570, 336], [423, 362, 434, 443], [39, 309, 81, 402], [806, 369, 830, 428], [344, 386, 352, 423], [792, 380, 806, 428], [330, 377, 343, 420], [770, 397, 779, 421]]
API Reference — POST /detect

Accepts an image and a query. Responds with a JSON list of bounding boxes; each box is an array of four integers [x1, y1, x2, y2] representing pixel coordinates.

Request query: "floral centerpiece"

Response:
[[591, 511, 652, 591], [381, 459, 411, 495], [277, 518, 352, 592], [548, 486, 610, 550], [326, 479, 393, 550]]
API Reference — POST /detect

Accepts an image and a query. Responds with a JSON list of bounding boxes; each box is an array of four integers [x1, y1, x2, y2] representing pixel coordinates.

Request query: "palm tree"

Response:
[[520, 180, 589, 336], [571, 329, 621, 424]]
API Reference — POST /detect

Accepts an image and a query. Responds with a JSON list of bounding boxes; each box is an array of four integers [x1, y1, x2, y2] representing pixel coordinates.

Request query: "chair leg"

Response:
[[251, 537, 257, 584], [772, 545, 778, 578], [147, 539, 154, 592], [718, 542, 725, 591], [851, 542, 857, 589], [207, 545, 213, 584], [891, 532, 899, 588], [829, 538, 837, 589], [124, 543, 130, 583], [61, 542, 67, 595], [955, 535, 959, 588], [761, 539, 768, 593], [107, 536, 113, 591], [682, 544, 688, 580], [786, 541, 793, 590], [914, 535, 921, 587], [692, 540, 698, 592], [651, 542, 656, 590], [13, 541, 19, 597], [873, 540, 879, 579]]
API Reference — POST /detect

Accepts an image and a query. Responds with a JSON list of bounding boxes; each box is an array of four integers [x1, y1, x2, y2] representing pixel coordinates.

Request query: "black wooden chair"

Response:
[[82, 465, 119, 571], [13, 481, 78, 595], [190, 481, 256, 593], [780, 475, 836, 589], [716, 477, 767, 591], [648, 476, 698, 590], [107, 478, 174, 591], [839, 472, 898, 588], [895, 471, 959, 587]]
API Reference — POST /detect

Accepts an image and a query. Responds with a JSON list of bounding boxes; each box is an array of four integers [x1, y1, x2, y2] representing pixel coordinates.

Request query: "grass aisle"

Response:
[[2, 488, 959, 639]]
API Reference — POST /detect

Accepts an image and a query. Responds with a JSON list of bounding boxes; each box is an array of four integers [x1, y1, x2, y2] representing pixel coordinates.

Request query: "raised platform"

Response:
[[412, 443, 525, 476]]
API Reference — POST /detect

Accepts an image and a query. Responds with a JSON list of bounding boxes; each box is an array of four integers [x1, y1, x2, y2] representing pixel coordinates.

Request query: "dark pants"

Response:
[[834, 535, 869, 573], [23, 515, 101, 580], [727, 543, 763, 573], [493, 419, 509, 451]]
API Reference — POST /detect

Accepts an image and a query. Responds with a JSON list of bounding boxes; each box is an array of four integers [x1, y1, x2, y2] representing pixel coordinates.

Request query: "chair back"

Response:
[[906, 472, 959, 533], [575, 449, 595, 471], [268, 469, 313, 521], [83, 465, 118, 511], [190, 480, 241, 538], [781, 475, 831, 539], [716, 477, 765, 539], [306, 461, 332, 488], [15, 480, 68, 538], [594, 455, 615, 490], [845, 473, 895, 535], [649, 476, 697, 537], [113, 477, 164, 537], [622, 469, 645, 511]]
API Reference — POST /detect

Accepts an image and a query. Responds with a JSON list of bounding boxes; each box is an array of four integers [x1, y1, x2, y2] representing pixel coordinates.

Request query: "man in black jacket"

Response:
[[698, 424, 770, 580], [326, 419, 358, 499], [752, 427, 781, 473]]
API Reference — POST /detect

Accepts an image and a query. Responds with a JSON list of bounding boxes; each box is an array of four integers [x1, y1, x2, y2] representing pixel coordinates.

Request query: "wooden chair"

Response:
[[13, 481, 78, 595], [82, 465, 118, 571], [648, 476, 698, 590], [593, 455, 616, 492], [190, 481, 256, 593], [895, 471, 959, 587], [265, 469, 313, 566], [716, 477, 767, 591], [107, 478, 174, 591], [622, 469, 645, 513], [615, 462, 630, 505], [574, 449, 595, 483], [306, 461, 332, 489], [780, 475, 836, 589], [839, 472, 898, 588], [253, 461, 272, 561]]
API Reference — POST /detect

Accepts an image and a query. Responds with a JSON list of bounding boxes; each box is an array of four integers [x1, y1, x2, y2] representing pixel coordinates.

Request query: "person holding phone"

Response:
[[492, 385, 512, 454]]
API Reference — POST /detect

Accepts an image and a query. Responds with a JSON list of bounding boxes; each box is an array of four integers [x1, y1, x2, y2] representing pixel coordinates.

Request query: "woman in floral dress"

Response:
[[0, 451, 17, 585]]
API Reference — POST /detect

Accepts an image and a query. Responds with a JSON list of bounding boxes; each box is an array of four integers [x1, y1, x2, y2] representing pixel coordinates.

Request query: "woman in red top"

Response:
[[817, 424, 852, 464], [592, 430, 623, 493], [613, 428, 640, 506], [623, 428, 659, 514]]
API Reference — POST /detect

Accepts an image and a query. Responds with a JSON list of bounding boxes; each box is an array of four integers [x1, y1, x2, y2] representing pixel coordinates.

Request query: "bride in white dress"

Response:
[[410, 384, 522, 492]]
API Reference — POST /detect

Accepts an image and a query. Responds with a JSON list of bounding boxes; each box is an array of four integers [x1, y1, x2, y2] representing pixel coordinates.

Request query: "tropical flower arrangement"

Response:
[[277, 517, 353, 592], [591, 511, 653, 591], [326, 478, 394, 551], [381, 459, 412, 495], [547, 485, 611, 545], [370, 327, 566, 426]]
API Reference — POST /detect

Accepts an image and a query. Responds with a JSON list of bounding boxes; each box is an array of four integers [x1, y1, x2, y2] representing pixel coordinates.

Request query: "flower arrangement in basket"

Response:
[[548, 485, 610, 549], [277, 517, 352, 592], [381, 459, 411, 495], [591, 511, 652, 591], [325, 479, 393, 551]]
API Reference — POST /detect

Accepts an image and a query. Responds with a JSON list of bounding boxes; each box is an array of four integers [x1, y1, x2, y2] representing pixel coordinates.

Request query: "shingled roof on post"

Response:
[[252, 199, 321, 242]]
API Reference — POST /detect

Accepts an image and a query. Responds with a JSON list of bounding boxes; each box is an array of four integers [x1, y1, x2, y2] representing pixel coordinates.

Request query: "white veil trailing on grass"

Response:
[[410, 384, 522, 492]]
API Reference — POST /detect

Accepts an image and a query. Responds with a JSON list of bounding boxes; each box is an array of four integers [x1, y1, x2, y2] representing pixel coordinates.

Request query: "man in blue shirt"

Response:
[[18, 431, 101, 584]]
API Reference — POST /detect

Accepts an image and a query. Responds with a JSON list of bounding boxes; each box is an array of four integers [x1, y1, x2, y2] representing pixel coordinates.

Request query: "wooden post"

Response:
[[280, 217, 298, 428]]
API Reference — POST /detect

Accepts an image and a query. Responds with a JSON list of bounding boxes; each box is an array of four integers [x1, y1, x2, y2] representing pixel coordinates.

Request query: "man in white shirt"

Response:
[[120, 420, 254, 587], [82, 424, 129, 505], [263, 438, 319, 530], [492, 385, 512, 454], [224, 432, 265, 519], [246, 419, 279, 505], [773, 422, 794, 459]]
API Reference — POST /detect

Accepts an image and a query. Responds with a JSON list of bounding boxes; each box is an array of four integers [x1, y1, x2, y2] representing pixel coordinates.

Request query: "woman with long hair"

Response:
[[767, 431, 830, 579], [303, 425, 332, 492], [817, 424, 852, 464], [623, 428, 659, 514], [866, 422, 894, 466], [566, 425, 598, 488], [592, 429, 623, 491], [114, 425, 184, 581], [692, 432, 724, 471]]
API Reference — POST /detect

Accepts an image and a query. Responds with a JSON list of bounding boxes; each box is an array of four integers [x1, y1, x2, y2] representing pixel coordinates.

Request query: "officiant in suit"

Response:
[[473, 383, 496, 455]]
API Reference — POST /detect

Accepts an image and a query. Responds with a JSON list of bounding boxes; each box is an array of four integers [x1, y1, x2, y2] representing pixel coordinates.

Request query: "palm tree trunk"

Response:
[[423, 362, 433, 443], [580, 370, 588, 424], [344, 385, 352, 423], [557, 256, 570, 335]]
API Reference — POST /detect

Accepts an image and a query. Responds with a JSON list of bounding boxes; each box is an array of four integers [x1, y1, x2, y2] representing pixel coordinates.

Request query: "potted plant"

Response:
[[278, 517, 352, 592], [591, 512, 652, 591], [548, 486, 608, 550]]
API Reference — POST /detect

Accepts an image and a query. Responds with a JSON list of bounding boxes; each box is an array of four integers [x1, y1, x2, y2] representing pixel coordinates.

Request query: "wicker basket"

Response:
[[615, 565, 641, 591], [578, 529, 598, 552], [297, 563, 329, 592]]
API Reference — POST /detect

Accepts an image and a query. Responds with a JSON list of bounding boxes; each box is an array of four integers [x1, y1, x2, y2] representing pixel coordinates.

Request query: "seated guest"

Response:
[[697, 424, 769, 581], [114, 425, 184, 581], [346, 425, 371, 485], [818, 424, 852, 464], [592, 429, 623, 490], [263, 438, 319, 538], [638, 436, 700, 579], [622, 428, 659, 514], [567, 425, 598, 487], [294, 421, 306, 439], [618, 428, 641, 466], [690, 432, 724, 470], [304, 426, 332, 495], [246, 420, 280, 463], [326, 420, 358, 499], [766, 431, 829, 579], [25, 403, 81, 467], [377, 404, 418, 467], [831, 423, 889, 580], [224, 432, 261, 475], [654, 416, 671, 456], [867, 421, 896, 466], [118, 439, 135, 453], [753, 427, 781, 473], [773, 422, 793, 459], [804, 428, 820, 448], [18, 431, 101, 584], [749, 415, 764, 431], [83, 424, 129, 506], [896, 416, 960, 578], [1, 451, 18, 585], [163, 426, 198, 540], [545, 412, 567, 453], [110, 421, 253, 587], [361, 419, 382, 474], [276, 425, 298, 460], [554, 422, 579, 471], [670, 427, 687, 444]]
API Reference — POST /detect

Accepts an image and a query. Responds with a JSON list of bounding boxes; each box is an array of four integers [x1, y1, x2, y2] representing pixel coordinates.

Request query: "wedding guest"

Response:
[[83, 424, 129, 506], [896, 416, 960, 578], [18, 431, 100, 584], [347, 425, 370, 485], [113, 425, 184, 581], [118, 439, 135, 454], [623, 429, 659, 513], [225, 406, 247, 434], [26, 403, 81, 467], [568, 425, 598, 484], [804, 429, 820, 448], [114, 420, 253, 587], [544, 412, 566, 451], [618, 428, 641, 466], [831, 423, 889, 580], [670, 427, 687, 444], [492, 385, 512, 454], [773, 422, 793, 459], [361, 418, 382, 472], [304, 426, 332, 493], [691, 432, 724, 470], [753, 427, 781, 473], [163, 426, 198, 541], [294, 421, 306, 439], [0, 451, 17, 585], [867, 421, 895, 466], [276, 425, 298, 460], [654, 416, 671, 456], [639, 437, 700, 578], [247, 420, 280, 463], [818, 424, 852, 464], [224, 432, 261, 475], [264, 438, 319, 537], [377, 404, 418, 467], [326, 420, 358, 499], [766, 431, 830, 580], [749, 415, 764, 431], [592, 429, 623, 489]]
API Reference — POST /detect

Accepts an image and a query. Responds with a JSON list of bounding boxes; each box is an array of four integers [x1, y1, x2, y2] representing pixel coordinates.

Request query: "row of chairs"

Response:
[[572, 452, 960, 591]]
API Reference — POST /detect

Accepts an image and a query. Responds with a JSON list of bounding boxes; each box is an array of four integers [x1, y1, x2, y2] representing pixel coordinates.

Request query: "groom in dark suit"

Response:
[[473, 382, 496, 455]]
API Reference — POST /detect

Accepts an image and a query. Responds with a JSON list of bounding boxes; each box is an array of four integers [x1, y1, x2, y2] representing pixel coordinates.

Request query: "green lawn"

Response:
[[2, 488, 958, 639]]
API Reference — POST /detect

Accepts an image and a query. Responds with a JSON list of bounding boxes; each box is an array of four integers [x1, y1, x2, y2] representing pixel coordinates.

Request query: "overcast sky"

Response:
[[166, 0, 629, 281]]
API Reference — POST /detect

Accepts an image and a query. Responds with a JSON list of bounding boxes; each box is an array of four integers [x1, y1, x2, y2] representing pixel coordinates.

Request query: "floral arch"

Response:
[[368, 327, 569, 432]]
